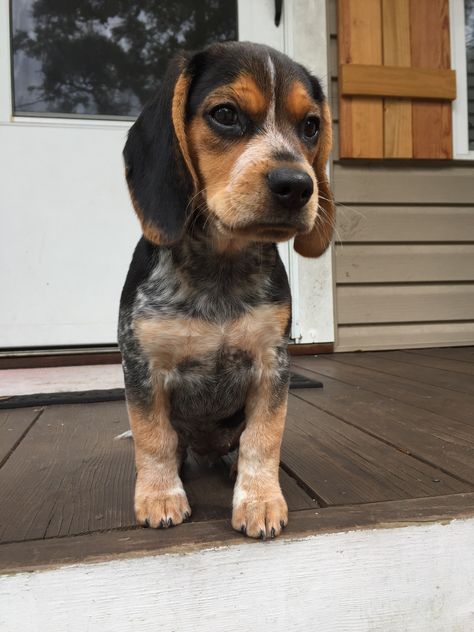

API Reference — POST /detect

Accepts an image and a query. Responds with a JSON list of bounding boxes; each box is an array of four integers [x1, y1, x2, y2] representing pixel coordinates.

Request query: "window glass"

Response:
[[466, 0, 474, 149], [11, 0, 237, 118]]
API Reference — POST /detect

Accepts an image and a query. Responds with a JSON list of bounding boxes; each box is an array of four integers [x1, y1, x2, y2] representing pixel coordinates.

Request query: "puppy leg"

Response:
[[232, 356, 289, 539], [129, 399, 191, 528]]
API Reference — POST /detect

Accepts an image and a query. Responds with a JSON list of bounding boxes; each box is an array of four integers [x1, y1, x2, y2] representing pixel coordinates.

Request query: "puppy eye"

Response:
[[210, 105, 239, 127], [303, 116, 320, 139]]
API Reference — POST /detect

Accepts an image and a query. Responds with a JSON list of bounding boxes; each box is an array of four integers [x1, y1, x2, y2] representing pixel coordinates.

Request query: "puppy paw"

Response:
[[135, 481, 191, 529], [232, 492, 288, 539]]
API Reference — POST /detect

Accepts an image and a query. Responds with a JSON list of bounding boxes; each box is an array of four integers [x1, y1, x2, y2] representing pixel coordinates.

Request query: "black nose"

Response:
[[267, 168, 314, 210]]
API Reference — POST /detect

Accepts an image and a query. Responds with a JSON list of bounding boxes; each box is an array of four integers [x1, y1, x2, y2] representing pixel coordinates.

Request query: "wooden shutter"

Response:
[[338, 0, 456, 159]]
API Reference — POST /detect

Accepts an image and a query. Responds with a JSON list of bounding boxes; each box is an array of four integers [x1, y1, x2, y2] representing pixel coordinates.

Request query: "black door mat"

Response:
[[289, 371, 323, 389], [0, 372, 322, 409]]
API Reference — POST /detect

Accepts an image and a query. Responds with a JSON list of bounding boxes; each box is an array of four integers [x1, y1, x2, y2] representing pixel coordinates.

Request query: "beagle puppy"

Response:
[[118, 41, 334, 539]]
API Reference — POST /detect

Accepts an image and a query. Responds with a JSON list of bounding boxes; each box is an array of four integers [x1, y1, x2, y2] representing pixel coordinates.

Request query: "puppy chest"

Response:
[[169, 347, 254, 424], [135, 303, 289, 371]]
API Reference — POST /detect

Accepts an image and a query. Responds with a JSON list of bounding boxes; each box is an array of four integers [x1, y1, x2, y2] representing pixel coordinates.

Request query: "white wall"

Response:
[[1, 518, 473, 631]]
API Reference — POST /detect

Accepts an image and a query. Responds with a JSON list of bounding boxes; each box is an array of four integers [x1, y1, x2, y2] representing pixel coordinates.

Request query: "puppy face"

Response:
[[186, 44, 326, 244], [124, 42, 334, 257]]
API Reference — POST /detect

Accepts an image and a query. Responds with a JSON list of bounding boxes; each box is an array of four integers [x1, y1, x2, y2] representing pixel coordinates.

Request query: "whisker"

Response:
[[317, 192, 368, 220]]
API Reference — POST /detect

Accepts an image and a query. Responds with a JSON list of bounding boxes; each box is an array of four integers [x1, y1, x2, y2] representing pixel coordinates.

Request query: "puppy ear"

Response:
[[123, 54, 199, 245], [294, 100, 335, 258]]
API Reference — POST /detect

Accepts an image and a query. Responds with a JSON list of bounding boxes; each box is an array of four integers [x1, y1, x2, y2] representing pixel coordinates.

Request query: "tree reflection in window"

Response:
[[12, 0, 237, 118]]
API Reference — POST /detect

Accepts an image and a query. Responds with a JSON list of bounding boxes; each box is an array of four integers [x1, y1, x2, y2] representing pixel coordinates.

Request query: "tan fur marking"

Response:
[[228, 153, 317, 231], [285, 80, 319, 122], [188, 110, 318, 241], [232, 391, 288, 539], [188, 116, 248, 227], [230, 74, 267, 117], [172, 72, 199, 193], [204, 73, 268, 118], [129, 399, 191, 528], [136, 303, 290, 371]]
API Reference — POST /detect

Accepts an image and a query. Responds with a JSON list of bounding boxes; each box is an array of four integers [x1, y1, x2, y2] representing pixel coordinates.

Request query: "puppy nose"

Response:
[[267, 168, 314, 209]]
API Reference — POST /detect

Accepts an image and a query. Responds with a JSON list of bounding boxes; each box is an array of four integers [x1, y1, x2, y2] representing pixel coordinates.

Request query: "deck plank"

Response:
[[0, 402, 135, 543], [328, 351, 474, 395], [290, 362, 474, 484], [2, 492, 474, 574], [368, 350, 474, 377], [282, 395, 469, 506], [294, 356, 474, 426], [0, 407, 43, 467], [405, 347, 474, 363], [0, 401, 314, 544]]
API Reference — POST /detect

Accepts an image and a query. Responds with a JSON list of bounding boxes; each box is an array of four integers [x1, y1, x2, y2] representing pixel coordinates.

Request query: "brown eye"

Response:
[[210, 105, 238, 127], [303, 116, 320, 139]]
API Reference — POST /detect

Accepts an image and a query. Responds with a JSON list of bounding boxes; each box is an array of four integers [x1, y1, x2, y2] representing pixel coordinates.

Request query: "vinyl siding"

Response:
[[328, 0, 474, 351]]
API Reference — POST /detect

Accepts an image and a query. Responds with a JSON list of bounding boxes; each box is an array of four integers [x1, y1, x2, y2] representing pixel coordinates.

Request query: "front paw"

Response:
[[135, 480, 191, 529], [232, 491, 288, 539]]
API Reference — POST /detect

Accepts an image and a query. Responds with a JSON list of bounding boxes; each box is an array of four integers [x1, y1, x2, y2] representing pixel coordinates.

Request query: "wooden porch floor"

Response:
[[1, 347, 474, 573]]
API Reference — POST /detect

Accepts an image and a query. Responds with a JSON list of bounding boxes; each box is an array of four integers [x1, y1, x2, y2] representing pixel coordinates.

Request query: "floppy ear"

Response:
[[123, 54, 199, 245], [294, 99, 335, 258]]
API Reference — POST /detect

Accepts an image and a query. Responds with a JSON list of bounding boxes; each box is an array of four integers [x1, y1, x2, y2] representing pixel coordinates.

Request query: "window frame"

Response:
[[450, 0, 474, 158]]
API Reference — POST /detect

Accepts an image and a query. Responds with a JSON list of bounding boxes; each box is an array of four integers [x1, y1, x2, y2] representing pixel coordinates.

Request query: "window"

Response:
[[11, 0, 237, 119], [451, 0, 474, 156]]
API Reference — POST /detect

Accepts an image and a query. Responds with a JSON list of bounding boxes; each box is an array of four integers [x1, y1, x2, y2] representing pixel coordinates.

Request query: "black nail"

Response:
[[259, 529, 265, 540], [184, 511, 190, 521], [280, 520, 286, 529], [240, 524, 246, 535], [270, 527, 276, 538], [167, 517, 173, 527], [143, 519, 150, 528], [159, 519, 165, 529]]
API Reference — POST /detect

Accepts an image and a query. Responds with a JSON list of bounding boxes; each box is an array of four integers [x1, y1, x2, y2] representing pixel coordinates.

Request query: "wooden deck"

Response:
[[1, 348, 474, 573]]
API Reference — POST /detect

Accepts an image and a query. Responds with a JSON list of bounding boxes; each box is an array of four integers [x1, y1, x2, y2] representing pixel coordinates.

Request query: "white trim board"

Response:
[[450, 0, 474, 159], [1, 517, 473, 631]]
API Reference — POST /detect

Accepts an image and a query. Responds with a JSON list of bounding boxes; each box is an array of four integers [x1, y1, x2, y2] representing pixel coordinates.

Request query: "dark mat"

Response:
[[0, 372, 322, 409]]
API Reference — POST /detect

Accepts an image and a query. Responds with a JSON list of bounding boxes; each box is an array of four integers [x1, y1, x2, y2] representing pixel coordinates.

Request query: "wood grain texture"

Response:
[[382, 0, 412, 157], [373, 349, 474, 376], [282, 395, 468, 505], [294, 355, 474, 428], [333, 164, 474, 204], [406, 346, 474, 362], [0, 407, 42, 466], [340, 65, 455, 100], [328, 350, 474, 395], [336, 206, 474, 243], [410, 0, 452, 158], [0, 401, 315, 544], [335, 244, 474, 283], [337, 0, 383, 158], [0, 402, 135, 544], [336, 322, 474, 352], [291, 359, 474, 483], [336, 284, 474, 324], [0, 492, 473, 574]]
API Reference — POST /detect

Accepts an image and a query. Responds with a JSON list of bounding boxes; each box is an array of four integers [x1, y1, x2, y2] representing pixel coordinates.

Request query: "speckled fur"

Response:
[[118, 41, 334, 537], [118, 222, 291, 457]]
